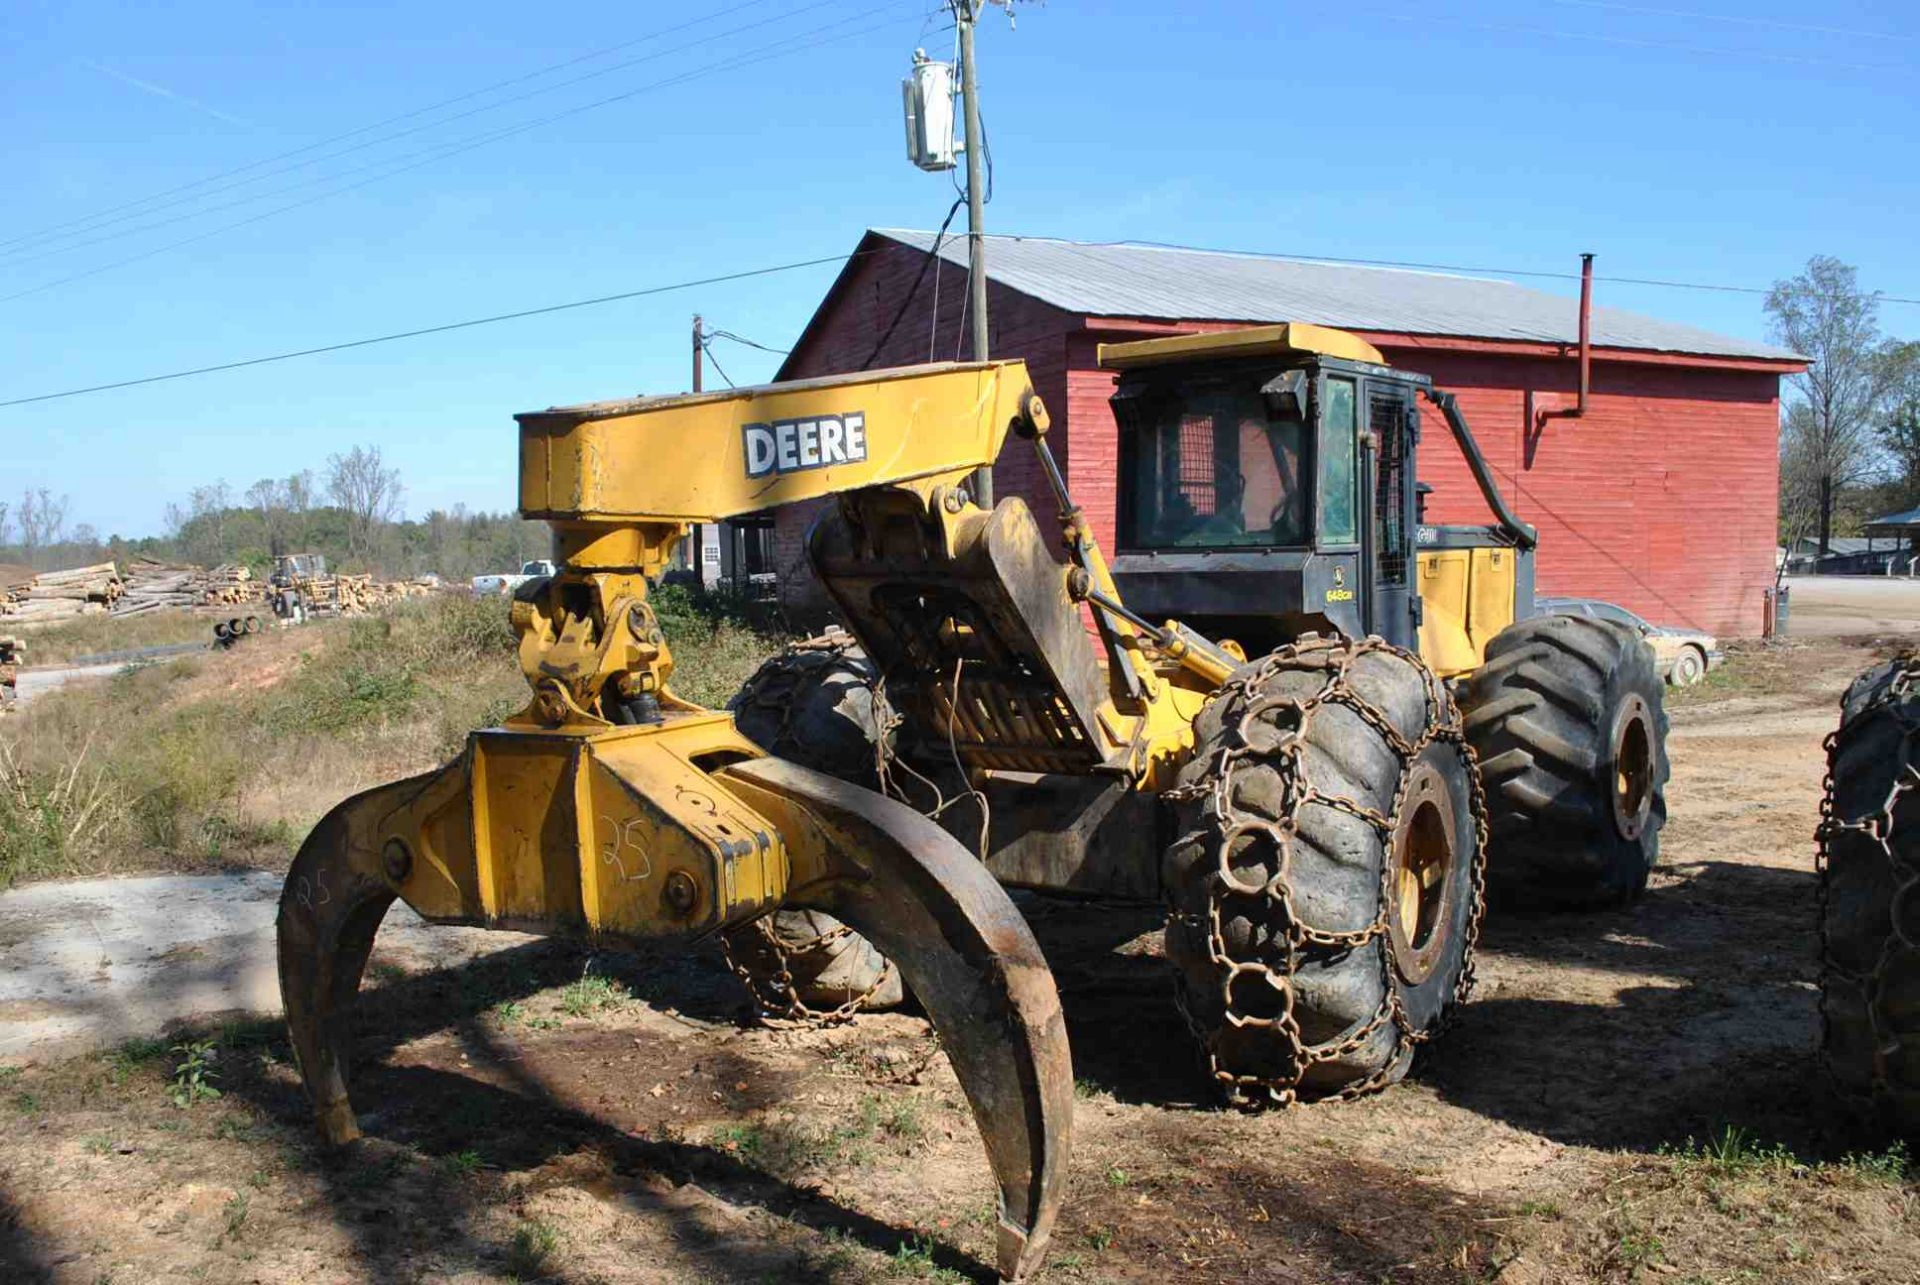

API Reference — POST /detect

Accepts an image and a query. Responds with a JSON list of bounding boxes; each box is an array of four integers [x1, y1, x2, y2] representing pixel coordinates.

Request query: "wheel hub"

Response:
[[1611, 693, 1655, 841], [1388, 759, 1460, 986]]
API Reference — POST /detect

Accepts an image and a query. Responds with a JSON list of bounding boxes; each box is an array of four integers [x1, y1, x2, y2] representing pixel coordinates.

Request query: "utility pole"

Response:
[[691, 314, 704, 393], [955, 0, 993, 505], [690, 314, 705, 583]]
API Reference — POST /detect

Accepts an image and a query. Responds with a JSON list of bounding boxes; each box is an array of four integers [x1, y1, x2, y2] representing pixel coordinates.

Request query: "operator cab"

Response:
[[1105, 324, 1426, 656]]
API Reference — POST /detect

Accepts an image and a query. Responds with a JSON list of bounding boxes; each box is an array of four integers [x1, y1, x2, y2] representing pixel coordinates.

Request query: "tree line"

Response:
[[1769, 255, 1920, 556], [1, 445, 551, 581]]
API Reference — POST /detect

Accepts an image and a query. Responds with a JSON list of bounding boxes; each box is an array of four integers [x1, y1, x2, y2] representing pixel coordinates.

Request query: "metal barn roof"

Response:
[[873, 229, 1800, 362]]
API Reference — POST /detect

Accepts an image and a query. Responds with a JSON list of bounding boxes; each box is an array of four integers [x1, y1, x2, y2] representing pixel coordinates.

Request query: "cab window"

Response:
[[1123, 387, 1309, 549], [1318, 376, 1359, 545]]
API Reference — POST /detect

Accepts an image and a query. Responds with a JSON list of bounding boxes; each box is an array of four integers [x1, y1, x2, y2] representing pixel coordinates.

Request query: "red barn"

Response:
[[773, 230, 1803, 637]]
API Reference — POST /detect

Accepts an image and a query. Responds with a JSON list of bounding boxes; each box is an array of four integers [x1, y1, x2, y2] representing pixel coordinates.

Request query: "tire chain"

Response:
[[1815, 651, 1920, 1119], [1161, 635, 1490, 1108], [721, 630, 900, 1027]]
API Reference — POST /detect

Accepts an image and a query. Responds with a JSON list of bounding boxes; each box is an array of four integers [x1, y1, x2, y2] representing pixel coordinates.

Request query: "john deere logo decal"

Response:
[[744, 412, 868, 479]]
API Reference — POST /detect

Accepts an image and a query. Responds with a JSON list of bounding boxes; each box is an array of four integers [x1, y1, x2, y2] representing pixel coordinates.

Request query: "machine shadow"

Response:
[[1416, 858, 1839, 1154], [211, 926, 991, 1283], [0, 1183, 58, 1285]]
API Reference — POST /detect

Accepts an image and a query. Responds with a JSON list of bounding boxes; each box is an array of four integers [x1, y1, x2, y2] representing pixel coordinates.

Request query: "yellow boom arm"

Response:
[[277, 359, 1080, 1283]]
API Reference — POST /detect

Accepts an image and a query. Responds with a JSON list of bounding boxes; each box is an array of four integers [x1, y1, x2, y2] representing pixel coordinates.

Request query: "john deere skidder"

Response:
[[278, 325, 1666, 1282]]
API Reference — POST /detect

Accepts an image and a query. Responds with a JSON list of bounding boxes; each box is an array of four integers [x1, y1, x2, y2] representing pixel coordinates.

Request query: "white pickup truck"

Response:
[[471, 559, 557, 597]]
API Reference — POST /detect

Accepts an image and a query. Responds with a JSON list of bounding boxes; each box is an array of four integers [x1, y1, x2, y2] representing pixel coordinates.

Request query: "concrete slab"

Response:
[[1784, 575, 1920, 638], [0, 871, 536, 1062], [14, 662, 128, 706]]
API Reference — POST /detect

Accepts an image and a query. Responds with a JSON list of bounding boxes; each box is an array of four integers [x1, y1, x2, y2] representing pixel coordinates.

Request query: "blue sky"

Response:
[[4, 0, 1915, 538]]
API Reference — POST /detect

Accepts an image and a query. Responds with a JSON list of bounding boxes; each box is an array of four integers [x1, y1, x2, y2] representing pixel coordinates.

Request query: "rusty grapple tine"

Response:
[[720, 757, 1073, 1284], [276, 773, 431, 1145]]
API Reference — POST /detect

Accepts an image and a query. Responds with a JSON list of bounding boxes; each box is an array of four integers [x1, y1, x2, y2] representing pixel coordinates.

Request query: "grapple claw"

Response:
[[276, 773, 431, 1145], [720, 757, 1073, 1283]]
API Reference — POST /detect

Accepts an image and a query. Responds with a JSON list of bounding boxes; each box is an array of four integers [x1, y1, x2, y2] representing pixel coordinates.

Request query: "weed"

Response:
[[888, 1233, 967, 1282], [1515, 1199, 1562, 1219], [83, 1133, 115, 1155], [221, 1192, 250, 1240], [859, 1092, 926, 1143], [1615, 1229, 1664, 1268], [13, 1091, 41, 1114], [490, 1000, 526, 1025], [559, 965, 627, 1018], [110, 1036, 169, 1085], [1086, 1228, 1114, 1252], [1104, 1165, 1130, 1189], [214, 1115, 260, 1142], [0, 1066, 19, 1086], [167, 1040, 222, 1108], [507, 1218, 560, 1276], [1841, 1140, 1912, 1183], [440, 1149, 484, 1177], [1073, 1078, 1101, 1101]]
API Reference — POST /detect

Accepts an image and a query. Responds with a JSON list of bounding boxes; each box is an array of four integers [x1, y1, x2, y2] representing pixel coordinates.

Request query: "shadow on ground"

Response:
[[1418, 858, 1852, 1155]]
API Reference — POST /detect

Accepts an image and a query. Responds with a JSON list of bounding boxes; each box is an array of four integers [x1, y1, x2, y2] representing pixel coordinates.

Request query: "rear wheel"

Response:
[[1819, 656, 1920, 1136], [1162, 636, 1485, 1105], [722, 633, 905, 1017], [1458, 616, 1669, 909], [1671, 645, 1706, 688]]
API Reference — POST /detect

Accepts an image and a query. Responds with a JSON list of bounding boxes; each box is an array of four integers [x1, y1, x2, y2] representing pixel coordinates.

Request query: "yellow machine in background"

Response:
[[278, 328, 1667, 1284]]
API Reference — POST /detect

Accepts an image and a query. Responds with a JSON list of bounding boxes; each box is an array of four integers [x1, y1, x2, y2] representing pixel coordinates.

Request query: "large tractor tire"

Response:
[[1458, 616, 1669, 909], [1819, 655, 1920, 1136], [722, 632, 906, 1017], [1163, 636, 1486, 1106]]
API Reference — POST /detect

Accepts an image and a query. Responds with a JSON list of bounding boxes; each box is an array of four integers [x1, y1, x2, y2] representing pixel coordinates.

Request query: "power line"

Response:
[[0, 6, 917, 305], [704, 328, 790, 355], [0, 252, 863, 410], [1374, 6, 1904, 73], [700, 338, 737, 387], [0, 0, 789, 255], [1544, 0, 1915, 43], [2, 1, 870, 267], [1, 0, 855, 271]]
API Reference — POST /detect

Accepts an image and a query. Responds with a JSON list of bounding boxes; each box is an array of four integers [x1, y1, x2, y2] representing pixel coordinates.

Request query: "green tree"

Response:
[[1766, 256, 1900, 558]]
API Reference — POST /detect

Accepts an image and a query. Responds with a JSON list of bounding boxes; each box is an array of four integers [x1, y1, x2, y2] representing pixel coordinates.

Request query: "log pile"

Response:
[[0, 562, 123, 623], [0, 557, 438, 625]]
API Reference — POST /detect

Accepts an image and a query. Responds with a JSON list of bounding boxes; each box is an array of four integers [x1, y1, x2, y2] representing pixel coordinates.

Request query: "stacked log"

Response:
[[0, 562, 122, 623], [113, 559, 264, 616]]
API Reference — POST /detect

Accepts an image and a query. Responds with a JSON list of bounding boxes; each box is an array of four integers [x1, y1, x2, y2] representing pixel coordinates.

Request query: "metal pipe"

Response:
[[1538, 252, 1593, 426], [1423, 388, 1539, 549]]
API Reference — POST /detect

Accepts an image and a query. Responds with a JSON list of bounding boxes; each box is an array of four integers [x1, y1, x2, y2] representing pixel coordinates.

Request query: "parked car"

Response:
[[1534, 597, 1724, 687], [471, 559, 557, 597]]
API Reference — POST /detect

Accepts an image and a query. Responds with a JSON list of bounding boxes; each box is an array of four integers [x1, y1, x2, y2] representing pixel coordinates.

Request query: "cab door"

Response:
[[1361, 380, 1418, 648]]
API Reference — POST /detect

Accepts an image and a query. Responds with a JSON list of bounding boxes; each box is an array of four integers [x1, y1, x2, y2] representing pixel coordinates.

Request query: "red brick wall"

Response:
[[781, 258, 1783, 637], [1377, 347, 1780, 638]]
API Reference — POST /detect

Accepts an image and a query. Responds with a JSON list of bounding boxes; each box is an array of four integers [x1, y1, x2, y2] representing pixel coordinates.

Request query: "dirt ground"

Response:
[[4, 634, 1919, 1284]]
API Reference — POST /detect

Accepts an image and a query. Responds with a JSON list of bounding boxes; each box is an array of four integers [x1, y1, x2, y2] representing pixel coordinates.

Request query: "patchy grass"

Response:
[[1521, 1125, 1920, 1282], [1667, 639, 1806, 707], [559, 965, 628, 1018], [0, 589, 787, 888], [11, 609, 219, 666], [506, 1218, 560, 1276], [710, 1091, 932, 1181]]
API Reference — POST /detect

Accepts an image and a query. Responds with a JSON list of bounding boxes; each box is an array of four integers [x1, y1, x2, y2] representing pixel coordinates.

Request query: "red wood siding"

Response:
[[777, 253, 1784, 637]]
